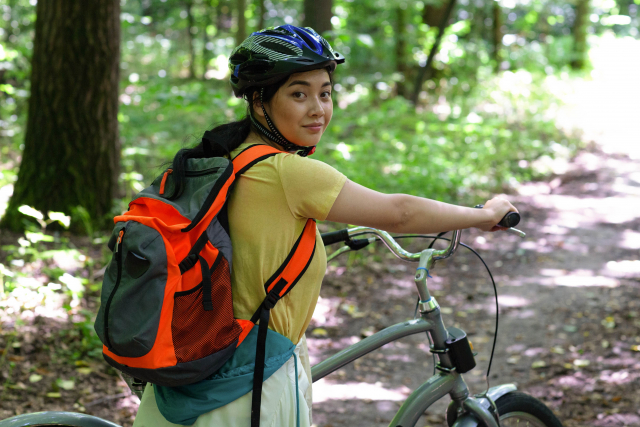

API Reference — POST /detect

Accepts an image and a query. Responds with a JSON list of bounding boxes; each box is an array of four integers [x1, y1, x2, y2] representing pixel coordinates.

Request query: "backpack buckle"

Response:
[[263, 291, 279, 310]]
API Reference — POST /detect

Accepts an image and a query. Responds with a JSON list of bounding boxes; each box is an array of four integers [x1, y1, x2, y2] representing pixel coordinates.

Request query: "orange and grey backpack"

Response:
[[94, 137, 316, 425]]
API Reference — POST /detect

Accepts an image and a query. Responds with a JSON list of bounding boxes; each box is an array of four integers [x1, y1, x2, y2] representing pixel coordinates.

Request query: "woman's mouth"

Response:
[[303, 123, 323, 132]]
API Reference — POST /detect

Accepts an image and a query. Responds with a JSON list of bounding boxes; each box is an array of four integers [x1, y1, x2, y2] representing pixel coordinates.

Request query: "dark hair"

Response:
[[165, 80, 287, 199]]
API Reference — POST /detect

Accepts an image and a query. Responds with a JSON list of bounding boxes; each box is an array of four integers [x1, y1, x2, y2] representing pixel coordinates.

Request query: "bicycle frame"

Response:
[[312, 226, 524, 427]]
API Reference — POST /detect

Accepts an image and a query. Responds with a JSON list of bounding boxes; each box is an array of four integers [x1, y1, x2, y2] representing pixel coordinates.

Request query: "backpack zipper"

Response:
[[185, 167, 220, 177], [103, 228, 126, 352]]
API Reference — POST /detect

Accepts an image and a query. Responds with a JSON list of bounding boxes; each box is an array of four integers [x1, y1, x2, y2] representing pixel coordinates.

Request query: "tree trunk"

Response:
[[202, 0, 215, 79], [235, 0, 247, 46], [185, 0, 197, 79], [395, 6, 408, 98], [422, 0, 449, 27], [303, 0, 333, 35], [571, 0, 589, 69], [411, 0, 457, 104], [492, 1, 503, 72], [257, 0, 265, 30], [1, 0, 120, 232]]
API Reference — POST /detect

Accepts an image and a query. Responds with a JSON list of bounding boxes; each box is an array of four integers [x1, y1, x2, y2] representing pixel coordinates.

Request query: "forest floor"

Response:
[[1, 141, 639, 427], [1, 35, 639, 427]]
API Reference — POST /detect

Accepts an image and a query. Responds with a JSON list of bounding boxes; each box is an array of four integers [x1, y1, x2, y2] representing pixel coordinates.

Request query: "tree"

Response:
[[1, 0, 121, 232], [492, 1, 503, 72], [395, 5, 409, 97], [236, 0, 247, 46], [411, 0, 457, 104], [303, 0, 333, 35], [571, 0, 589, 69], [185, 0, 197, 78]]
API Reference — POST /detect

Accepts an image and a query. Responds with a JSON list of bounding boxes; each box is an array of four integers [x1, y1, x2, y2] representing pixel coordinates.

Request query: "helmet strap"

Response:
[[249, 88, 315, 157]]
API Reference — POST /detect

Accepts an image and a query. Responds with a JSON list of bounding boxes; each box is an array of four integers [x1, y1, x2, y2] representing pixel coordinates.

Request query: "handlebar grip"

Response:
[[321, 229, 350, 246], [474, 204, 521, 228], [497, 212, 520, 228]]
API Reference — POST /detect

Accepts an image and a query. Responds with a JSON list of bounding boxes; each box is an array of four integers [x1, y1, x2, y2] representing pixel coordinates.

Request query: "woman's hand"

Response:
[[476, 197, 519, 232]]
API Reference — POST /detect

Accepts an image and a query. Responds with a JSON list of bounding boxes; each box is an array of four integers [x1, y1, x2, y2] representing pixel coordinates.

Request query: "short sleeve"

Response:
[[277, 154, 347, 221]]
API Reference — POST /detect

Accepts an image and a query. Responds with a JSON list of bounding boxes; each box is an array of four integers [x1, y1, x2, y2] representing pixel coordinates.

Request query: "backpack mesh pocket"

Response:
[[172, 256, 242, 363]]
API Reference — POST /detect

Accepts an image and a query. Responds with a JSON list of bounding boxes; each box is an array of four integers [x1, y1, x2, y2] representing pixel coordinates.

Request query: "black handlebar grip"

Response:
[[475, 204, 520, 228], [321, 229, 350, 246], [497, 212, 520, 228]]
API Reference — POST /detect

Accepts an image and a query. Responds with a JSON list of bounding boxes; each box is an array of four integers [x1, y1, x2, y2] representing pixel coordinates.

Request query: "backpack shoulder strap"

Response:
[[232, 144, 284, 178]]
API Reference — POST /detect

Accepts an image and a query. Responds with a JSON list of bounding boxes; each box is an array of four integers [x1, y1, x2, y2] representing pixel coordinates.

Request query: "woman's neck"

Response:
[[245, 128, 286, 152]]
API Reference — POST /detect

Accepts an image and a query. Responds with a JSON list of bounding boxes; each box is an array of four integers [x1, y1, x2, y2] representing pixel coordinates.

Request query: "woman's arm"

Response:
[[325, 180, 517, 234]]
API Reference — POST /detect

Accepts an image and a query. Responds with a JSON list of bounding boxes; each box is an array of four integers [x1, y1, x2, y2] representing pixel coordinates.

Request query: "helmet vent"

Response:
[[295, 30, 320, 53]]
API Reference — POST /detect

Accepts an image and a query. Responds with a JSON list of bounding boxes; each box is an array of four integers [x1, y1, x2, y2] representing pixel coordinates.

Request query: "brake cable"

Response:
[[337, 234, 499, 386]]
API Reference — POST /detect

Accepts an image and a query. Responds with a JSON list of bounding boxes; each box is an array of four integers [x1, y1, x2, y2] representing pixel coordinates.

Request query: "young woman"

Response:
[[132, 25, 517, 427]]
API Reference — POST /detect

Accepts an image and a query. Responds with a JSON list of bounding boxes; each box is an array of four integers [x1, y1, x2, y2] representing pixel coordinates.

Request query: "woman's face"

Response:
[[254, 68, 333, 148]]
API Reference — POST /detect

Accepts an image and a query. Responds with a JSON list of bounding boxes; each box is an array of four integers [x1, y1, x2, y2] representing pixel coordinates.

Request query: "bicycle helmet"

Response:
[[228, 25, 345, 156]]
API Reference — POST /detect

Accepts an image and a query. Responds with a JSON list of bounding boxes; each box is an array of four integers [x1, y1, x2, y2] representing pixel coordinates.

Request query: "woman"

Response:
[[133, 25, 516, 427]]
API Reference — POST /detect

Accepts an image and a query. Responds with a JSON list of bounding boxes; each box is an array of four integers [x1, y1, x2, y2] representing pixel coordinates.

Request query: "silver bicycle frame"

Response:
[[315, 226, 525, 427]]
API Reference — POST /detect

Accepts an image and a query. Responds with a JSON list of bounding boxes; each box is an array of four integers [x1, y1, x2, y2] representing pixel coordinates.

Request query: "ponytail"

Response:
[[165, 117, 251, 200], [166, 75, 290, 200]]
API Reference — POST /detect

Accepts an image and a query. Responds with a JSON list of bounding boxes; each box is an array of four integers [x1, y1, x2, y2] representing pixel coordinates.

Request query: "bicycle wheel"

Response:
[[447, 391, 563, 427], [492, 392, 562, 427]]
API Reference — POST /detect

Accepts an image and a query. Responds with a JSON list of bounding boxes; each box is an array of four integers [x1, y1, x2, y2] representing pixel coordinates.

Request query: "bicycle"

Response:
[[0, 213, 563, 427]]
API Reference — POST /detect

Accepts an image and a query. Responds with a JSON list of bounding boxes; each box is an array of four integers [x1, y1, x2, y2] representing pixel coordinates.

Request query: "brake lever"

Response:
[[505, 227, 526, 238]]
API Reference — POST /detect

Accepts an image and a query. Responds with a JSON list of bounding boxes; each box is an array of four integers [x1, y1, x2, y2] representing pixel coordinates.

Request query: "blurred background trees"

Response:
[[0, 0, 638, 231]]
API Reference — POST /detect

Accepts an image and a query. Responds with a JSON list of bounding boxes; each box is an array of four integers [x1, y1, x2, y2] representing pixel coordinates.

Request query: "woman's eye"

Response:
[[293, 92, 306, 99], [322, 91, 332, 98]]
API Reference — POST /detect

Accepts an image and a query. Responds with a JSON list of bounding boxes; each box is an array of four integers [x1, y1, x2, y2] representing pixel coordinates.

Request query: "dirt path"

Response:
[[310, 37, 640, 427]]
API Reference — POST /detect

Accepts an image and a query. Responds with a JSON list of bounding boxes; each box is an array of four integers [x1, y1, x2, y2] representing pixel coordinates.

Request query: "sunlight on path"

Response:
[[555, 34, 640, 159]]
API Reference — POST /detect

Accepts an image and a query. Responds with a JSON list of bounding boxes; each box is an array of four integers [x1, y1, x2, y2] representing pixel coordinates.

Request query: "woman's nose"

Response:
[[309, 97, 325, 117]]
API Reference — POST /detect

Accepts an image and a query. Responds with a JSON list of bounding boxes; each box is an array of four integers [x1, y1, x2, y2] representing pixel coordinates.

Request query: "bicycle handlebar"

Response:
[[321, 211, 523, 262]]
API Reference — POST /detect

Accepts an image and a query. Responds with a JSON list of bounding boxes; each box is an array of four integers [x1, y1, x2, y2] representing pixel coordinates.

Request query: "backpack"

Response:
[[94, 140, 317, 421]]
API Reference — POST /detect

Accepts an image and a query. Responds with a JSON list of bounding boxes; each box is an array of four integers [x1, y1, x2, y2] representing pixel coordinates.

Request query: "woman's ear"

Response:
[[252, 92, 265, 118]]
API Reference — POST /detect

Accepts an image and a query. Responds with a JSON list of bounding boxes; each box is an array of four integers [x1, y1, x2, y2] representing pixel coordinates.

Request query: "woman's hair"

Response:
[[165, 79, 288, 199]]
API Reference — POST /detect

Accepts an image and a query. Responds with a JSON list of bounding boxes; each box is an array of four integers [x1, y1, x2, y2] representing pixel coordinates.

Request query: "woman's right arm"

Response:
[[325, 180, 517, 234]]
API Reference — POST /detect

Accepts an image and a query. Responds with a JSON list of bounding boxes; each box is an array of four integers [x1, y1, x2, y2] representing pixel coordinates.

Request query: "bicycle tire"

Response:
[[447, 391, 563, 427], [491, 392, 563, 427]]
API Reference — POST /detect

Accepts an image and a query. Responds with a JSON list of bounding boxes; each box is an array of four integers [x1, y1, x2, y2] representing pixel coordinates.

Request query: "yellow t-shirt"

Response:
[[228, 142, 347, 344]]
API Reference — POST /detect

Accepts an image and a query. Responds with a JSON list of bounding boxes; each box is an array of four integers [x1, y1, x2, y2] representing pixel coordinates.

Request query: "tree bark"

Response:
[[1, 0, 120, 232], [257, 0, 265, 30], [571, 0, 589, 69], [185, 0, 197, 79], [411, 0, 457, 104], [303, 0, 333, 35], [235, 0, 247, 46], [395, 6, 408, 98], [492, 0, 503, 72]]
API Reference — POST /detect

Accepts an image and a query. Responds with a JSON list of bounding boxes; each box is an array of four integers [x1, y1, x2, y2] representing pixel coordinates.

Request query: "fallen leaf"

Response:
[[562, 325, 578, 333], [311, 328, 328, 337], [550, 346, 565, 354], [631, 345, 640, 352], [35, 367, 51, 375], [76, 367, 93, 375], [573, 359, 590, 368], [29, 374, 43, 383], [507, 356, 520, 364], [8, 355, 25, 362], [611, 396, 622, 402], [531, 360, 547, 369], [46, 392, 61, 398], [57, 379, 75, 390], [601, 317, 616, 329], [9, 382, 27, 390], [440, 307, 453, 314]]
